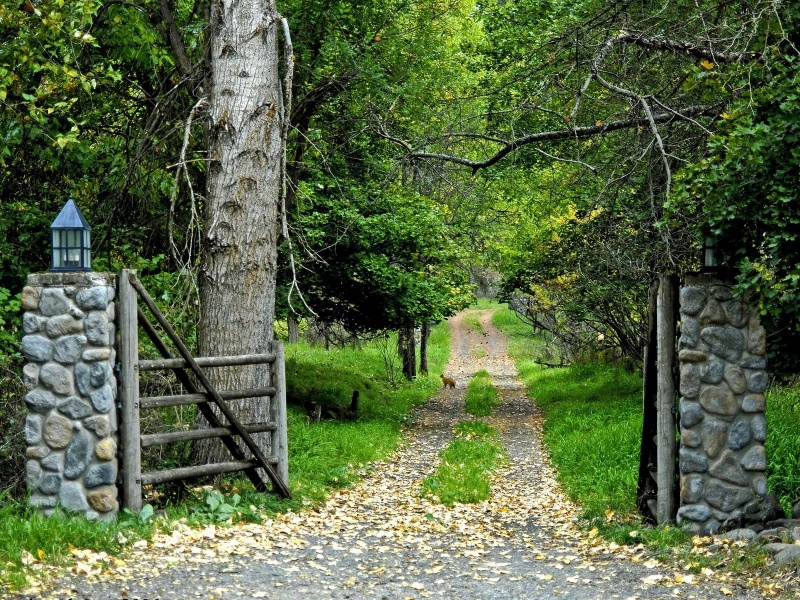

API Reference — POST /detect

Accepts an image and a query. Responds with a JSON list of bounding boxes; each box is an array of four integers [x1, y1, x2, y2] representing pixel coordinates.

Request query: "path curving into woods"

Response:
[[11, 309, 773, 599]]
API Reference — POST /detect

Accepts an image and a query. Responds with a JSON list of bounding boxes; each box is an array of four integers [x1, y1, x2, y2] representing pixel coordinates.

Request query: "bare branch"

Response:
[[405, 104, 720, 172], [168, 96, 207, 267], [592, 72, 672, 196], [618, 33, 762, 63], [278, 16, 317, 318], [534, 147, 598, 173]]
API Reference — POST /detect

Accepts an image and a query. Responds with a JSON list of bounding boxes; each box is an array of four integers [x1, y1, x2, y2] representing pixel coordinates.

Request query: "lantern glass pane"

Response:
[[704, 247, 716, 268], [67, 250, 79, 267]]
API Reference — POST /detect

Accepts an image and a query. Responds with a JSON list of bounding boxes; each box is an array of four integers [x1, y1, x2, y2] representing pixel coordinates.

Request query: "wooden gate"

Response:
[[118, 269, 291, 511]]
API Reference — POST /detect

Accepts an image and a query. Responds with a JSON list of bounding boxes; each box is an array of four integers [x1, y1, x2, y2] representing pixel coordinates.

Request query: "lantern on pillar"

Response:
[[50, 199, 91, 271], [701, 234, 717, 273]]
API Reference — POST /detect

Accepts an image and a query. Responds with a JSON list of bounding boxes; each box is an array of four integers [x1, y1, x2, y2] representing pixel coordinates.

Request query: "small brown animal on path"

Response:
[[440, 373, 456, 388]]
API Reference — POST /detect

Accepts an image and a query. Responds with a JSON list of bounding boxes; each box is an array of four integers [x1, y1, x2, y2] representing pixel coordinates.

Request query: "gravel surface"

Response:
[[9, 310, 772, 599]]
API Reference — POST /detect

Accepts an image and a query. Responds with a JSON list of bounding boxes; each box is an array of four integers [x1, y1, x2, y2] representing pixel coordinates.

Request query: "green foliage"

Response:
[[0, 0, 205, 296], [284, 186, 473, 332], [0, 287, 21, 362], [765, 385, 800, 514], [464, 369, 499, 417], [186, 491, 258, 524], [420, 420, 505, 506], [671, 40, 800, 374]]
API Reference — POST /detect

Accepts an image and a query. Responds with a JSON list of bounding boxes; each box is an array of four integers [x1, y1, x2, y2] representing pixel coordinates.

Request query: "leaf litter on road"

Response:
[[13, 309, 799, 599]]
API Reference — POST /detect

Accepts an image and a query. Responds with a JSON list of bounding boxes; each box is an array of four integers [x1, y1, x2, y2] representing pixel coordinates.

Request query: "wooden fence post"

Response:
[[271, 340, 289, 485], [656, 274, 677, 524], [118, 269, 142, 511]]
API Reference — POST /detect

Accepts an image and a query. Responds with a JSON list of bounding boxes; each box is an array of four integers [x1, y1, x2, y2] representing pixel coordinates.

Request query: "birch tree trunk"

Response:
[[195, 0, 285, 465]]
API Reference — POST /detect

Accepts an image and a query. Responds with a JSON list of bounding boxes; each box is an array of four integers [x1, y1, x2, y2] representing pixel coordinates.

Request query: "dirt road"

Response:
[[11, 309, 768, 599]]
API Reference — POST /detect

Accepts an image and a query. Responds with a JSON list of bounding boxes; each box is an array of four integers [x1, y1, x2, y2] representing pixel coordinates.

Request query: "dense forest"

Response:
[[1, 0, 798, 370]]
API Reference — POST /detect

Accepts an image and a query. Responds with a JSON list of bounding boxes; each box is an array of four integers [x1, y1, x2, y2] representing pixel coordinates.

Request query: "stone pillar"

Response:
[[677, 274, 768, 535], [22, 272, 118, 520]]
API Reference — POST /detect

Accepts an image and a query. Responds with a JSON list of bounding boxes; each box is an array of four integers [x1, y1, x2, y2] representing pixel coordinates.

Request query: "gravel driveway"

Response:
[[8, 310, 777, 599]]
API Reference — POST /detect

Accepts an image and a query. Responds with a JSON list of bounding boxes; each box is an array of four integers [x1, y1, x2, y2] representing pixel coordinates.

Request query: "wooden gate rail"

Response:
[[140, 387, 277, 409], [139, 354, 276, 371], [118, 269, 291, 511]]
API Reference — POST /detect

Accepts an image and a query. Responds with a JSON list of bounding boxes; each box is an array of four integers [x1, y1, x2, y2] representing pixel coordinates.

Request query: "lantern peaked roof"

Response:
[[51, 198, 91, 230]]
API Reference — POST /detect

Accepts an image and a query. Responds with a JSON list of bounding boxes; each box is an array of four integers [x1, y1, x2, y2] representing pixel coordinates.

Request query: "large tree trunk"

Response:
[[194, 0, 285, 465]]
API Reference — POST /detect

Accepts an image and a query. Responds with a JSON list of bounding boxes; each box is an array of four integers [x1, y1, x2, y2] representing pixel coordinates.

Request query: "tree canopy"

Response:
[[2, 0, 799, 374]]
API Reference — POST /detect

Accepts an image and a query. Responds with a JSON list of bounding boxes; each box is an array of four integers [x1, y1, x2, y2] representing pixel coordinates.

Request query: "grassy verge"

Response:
[[0, 321, 450, 590], [421, 420, 505, 505], [465, 369, 499, 417], [765, 385, 800, 514]]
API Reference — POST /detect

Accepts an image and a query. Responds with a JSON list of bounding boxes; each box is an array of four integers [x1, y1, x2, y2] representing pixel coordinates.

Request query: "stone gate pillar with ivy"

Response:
[[22, 272, 118, 520]]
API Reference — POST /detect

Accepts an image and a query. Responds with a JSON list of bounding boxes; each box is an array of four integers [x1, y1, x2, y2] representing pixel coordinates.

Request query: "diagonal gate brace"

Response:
[[130, 274, 292, 498], [136, 307, 269, 494]]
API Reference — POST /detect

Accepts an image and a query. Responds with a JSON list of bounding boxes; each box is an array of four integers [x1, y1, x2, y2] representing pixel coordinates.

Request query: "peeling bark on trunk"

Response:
[[194, 0, 284, 465]]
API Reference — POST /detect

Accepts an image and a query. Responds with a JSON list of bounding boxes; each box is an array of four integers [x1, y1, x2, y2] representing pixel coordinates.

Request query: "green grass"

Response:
[[766, 384, 800, 514], [0, 321, 451, 590], [471, 298, 500, 310], [454, 419, 497, 438], [0, 498, 155, 589], [421, 420, 505, 506], [465, 369, 499, 417], [525, 362, 642, 519], [461, 312, 484, 333]]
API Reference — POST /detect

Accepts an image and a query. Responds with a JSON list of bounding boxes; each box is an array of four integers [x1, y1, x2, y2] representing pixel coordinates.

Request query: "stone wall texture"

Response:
[[677, 274, 768, 535], [22, 272, 118, 520]]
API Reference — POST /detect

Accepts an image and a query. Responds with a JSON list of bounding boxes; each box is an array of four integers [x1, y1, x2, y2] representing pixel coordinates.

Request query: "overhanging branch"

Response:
[[404, 104, 721, 172]]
